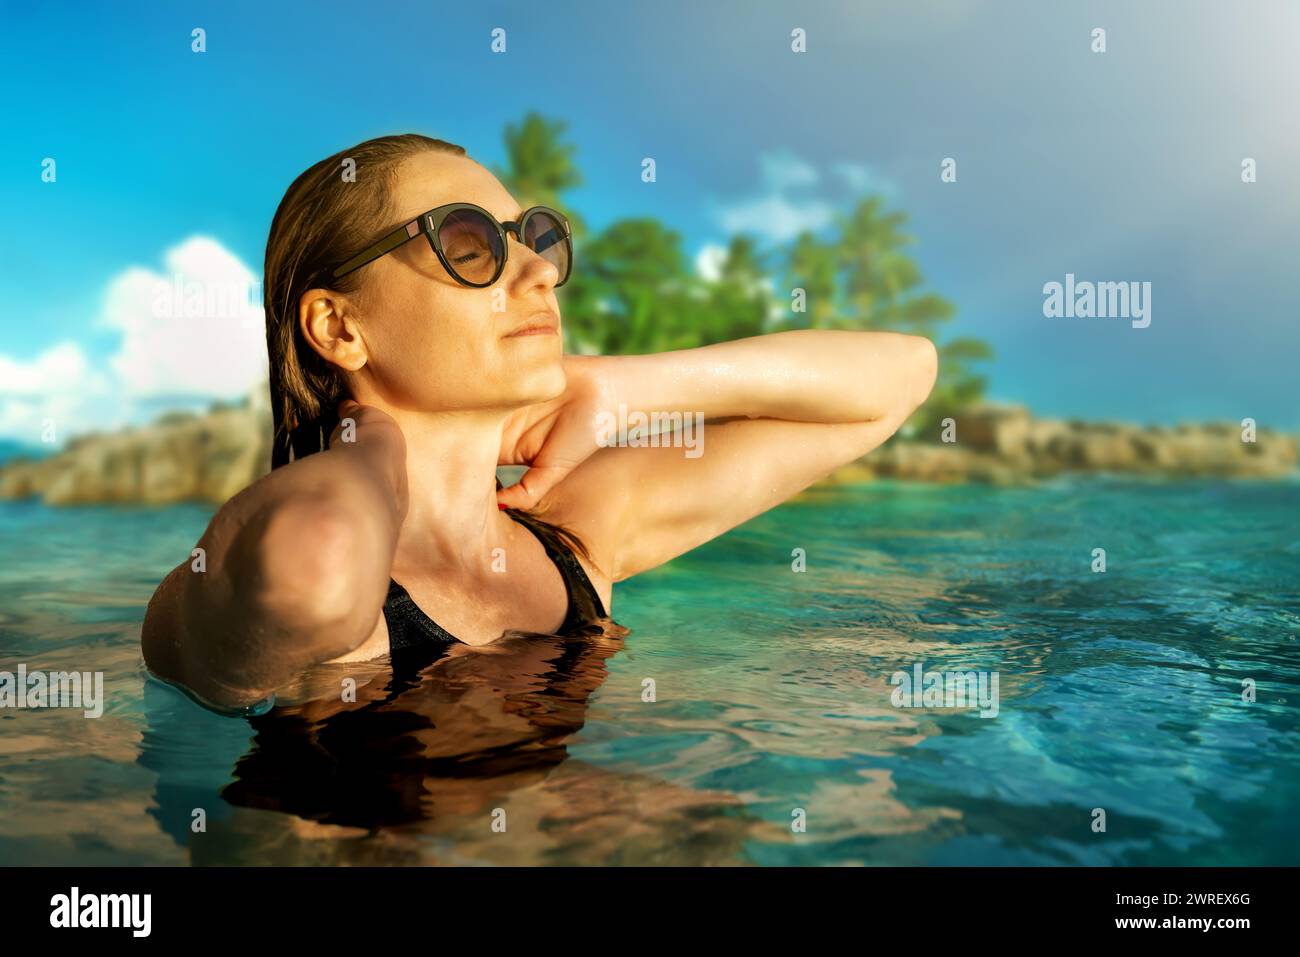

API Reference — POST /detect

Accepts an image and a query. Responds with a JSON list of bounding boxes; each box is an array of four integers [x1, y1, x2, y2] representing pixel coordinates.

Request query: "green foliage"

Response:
[[495, 114, 993, 429], [490, 112, 588, 239]]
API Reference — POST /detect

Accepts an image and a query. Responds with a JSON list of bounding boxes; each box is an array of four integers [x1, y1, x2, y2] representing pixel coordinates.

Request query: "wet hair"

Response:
[[264, 132, 460, 467], [262, 132, 594, 566]]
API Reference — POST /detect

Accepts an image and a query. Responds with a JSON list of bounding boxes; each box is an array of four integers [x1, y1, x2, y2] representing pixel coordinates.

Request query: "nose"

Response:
[[507, 232, 560, 285]]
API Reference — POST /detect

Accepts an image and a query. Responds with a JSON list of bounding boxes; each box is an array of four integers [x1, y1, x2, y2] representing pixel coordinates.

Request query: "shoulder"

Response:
[[141, 560, 190, 683]]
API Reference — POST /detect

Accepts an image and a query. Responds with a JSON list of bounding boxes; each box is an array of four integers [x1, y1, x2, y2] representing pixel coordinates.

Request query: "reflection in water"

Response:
[[147, 621, 767, 865], [224, 625, 628, 829]]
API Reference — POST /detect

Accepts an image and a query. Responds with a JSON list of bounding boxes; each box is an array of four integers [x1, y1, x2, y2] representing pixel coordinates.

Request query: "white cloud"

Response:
[[832, 161, 900, 200], [0, 343, 120, 443], [714, 193, 837, 244], [0, 341, 93, 396], [759, 150, 820, 192], [694, 243, 729, 281], [100, 236, 267, 398], [710, 150, 899, 245], [0, 236, 267, 446]]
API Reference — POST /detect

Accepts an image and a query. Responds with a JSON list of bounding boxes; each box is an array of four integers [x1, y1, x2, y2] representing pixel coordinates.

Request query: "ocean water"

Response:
[[0, 476, 1297, 866]]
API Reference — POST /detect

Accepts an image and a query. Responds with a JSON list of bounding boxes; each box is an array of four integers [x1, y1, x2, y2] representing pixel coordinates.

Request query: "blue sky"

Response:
[[2, 0, 1297, 445]]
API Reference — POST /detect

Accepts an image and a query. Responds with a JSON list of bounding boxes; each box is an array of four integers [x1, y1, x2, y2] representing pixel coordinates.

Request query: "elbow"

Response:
[[903, 335, 938, 414], [249, 500, 383, 655], [156, 500, 384, 711]]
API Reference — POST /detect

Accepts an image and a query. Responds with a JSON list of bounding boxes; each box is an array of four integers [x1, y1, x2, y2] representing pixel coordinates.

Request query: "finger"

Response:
[[496, 465, 567, 510]]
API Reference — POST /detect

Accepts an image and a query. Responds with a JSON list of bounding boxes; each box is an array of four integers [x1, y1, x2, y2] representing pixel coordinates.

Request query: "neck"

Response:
[[382, 406, 516, 575]]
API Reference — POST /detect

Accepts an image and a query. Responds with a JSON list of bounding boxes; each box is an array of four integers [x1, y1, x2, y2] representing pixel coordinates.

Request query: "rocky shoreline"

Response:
[[0, 397, 273, 506], [835, 404, 1298, 485], [0, 399, 1294, 506]]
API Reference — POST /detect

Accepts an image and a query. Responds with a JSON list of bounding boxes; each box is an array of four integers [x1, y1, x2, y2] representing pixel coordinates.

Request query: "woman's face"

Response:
[[341, 151, 567, 414]]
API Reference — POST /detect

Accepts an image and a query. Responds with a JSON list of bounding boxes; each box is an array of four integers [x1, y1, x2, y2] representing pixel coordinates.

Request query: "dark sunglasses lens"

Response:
[[524, 211, 571, 283], [438, 209, 504, 284]]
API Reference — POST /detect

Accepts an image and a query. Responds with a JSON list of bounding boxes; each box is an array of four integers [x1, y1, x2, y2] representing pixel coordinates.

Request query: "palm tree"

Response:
[[489, 112, 992, 436], [561, 219, 702, 354], [700, 235, 778, 343], [828, 196, 991, 438], [783, 231, 840, 330], [490, 112, 588, 240]]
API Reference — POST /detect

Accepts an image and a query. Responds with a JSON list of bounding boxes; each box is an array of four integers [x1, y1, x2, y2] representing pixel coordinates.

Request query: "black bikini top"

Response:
[[382, 508, 608, 654]]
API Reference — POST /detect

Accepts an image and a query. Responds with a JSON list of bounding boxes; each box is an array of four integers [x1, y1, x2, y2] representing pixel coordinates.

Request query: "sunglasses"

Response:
[[331, 202, 573, 288]]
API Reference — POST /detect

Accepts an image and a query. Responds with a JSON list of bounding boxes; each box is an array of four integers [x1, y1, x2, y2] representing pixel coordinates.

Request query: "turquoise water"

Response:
[[1, 477, 1297, 865]]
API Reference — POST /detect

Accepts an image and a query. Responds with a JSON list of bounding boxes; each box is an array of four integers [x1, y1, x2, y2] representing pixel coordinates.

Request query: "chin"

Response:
[[512, 351, 567, 404]]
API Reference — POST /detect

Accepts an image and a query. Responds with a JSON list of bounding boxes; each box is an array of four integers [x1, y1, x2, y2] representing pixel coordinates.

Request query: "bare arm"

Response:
[[539, 330, 938, 581], [141, 402, 407, 710]]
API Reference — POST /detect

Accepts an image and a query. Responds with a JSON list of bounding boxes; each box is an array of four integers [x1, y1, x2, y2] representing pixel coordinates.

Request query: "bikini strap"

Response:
[[506, 510, 608, 628], [383, 578, 458, 653]]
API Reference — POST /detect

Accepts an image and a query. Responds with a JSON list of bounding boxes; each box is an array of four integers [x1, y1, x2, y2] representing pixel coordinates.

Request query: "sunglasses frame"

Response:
[[330, 202, 573, 288]]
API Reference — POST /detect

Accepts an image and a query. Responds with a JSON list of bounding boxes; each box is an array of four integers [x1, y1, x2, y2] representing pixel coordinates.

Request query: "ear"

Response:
[[298, 288, 367, 371]]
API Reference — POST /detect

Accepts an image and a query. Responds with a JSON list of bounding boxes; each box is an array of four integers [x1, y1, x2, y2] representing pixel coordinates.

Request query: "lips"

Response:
[[505, 311, 560, 337]]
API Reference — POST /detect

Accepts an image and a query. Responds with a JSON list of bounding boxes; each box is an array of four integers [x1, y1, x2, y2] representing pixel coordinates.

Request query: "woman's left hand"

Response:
[[497, 355, 619, 510]]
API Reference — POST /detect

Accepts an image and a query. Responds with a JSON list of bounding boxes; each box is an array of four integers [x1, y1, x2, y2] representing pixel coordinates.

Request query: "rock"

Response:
[[1131, 432, 1178, 468], [1073, 431, 1138, 470], [826, 410, 1299, 484], [957, 403, 1031, 456], [0, 387, 273, 506]]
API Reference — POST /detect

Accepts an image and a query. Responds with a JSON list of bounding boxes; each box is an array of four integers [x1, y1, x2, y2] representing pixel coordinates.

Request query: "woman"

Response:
[[141, 132, 938, 713]]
